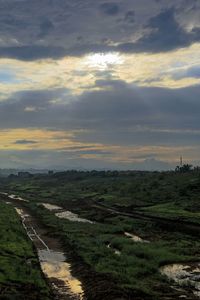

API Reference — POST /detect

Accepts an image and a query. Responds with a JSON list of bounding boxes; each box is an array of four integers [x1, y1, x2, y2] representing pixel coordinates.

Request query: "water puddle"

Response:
[[124, 232, 149, 243], [8, 194, 29, 202], [41, 203, 93, 224], [160, 263, 200, 297], [13, 204, 84, 299], [38, 250, 84, 299], [55, 211, 93, 224], [107, 244, 121, 256], [41, 203, 63, 211]]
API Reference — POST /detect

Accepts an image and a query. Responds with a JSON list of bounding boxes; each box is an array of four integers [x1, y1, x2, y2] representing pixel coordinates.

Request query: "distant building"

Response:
[[18, 172, 32, 178], [48, 170, 54, 175]]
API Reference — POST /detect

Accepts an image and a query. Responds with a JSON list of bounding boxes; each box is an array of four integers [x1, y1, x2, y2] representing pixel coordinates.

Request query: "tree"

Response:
[[175, 164, 193, 173]]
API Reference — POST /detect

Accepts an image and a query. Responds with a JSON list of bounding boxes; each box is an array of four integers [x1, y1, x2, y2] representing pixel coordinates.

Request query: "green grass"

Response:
[[27, 202, 199, 298], [3, 170, 200, 213], [139, 202, 200, 223], [0, 201, 50, 299], [1, 170, 200, 298]]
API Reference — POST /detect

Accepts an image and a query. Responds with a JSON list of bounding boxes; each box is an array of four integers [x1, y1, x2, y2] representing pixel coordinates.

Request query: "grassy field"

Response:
[[1, 170, 200, 299], [0, 201, 50, 300], [139, 202, 200, 223], [27, 200, 199, 299], [2, 170, 200, 224]]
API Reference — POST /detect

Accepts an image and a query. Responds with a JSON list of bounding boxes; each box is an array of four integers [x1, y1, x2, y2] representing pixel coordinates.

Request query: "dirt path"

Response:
[[2, 193, 200, 299], [3, 196, 85, 300]]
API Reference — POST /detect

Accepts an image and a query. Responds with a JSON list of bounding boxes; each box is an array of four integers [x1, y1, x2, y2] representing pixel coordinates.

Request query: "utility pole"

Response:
[[180, 156, 183, 167]]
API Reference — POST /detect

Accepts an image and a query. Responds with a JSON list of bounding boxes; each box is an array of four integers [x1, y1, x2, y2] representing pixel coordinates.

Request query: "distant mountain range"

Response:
[[0, 169, 50, 177], [0, 158, 176, 177]]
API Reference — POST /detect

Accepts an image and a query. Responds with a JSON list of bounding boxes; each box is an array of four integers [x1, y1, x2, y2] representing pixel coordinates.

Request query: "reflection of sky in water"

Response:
[[55, 211, 93, 223], [124, 232, 149, 243], [38, 250, 84, 299], [38, 249, 65, 262], [41, 262, 83, 296], [41, 203, 93, 224], [41, 203, 62, 211], [7, 197, 84, 300], [160, 263, 200, 297]]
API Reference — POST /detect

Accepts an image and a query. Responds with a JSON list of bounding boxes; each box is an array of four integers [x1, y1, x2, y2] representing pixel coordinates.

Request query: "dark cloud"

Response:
[[100, 3, 119, 16], [117, 8, 198, 53], [38, 19, 54, 38], [0, 46, 66, 61], [124, 10, 135, 24], [59, 145, 97, 151], [14, 139, 38, 145], [0, 80, 199, 169], [0, 1, 200, 59], [138, 8, 189, 51], [1, 81, 200, 148]]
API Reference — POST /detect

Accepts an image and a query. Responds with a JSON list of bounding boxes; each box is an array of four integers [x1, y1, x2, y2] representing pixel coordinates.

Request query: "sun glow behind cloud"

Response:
[[1, 0, 200, 169], [0, 43, 200, 102], [84, 52, 123, 70]]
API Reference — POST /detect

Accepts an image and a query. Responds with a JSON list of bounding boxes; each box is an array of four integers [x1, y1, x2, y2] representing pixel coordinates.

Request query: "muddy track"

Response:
[[1, 196, 85, 300], [2, 194, 199, 300], [92, 202, 200, 237], [2, 195, 153, 300]]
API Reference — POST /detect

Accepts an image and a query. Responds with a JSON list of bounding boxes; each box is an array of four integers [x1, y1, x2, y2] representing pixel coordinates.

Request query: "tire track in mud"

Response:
[[92, 202, 200, 237], [2, 194, 85, 300]]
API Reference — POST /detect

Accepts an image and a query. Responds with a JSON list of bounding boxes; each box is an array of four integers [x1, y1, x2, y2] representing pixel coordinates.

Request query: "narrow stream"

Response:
[[2, 194, 85, 300]]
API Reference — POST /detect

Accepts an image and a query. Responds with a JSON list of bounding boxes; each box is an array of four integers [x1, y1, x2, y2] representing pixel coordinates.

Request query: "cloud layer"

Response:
[[0, 0, 200, 60], [0, 81, 200, 159], [0, 0, 200, 169]]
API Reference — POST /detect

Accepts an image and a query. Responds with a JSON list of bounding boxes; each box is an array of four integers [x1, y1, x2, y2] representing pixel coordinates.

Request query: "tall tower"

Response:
[[180, 156, 183, 167]]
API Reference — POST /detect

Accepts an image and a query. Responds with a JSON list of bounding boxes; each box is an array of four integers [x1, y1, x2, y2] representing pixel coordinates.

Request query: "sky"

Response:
[[0, 0, 200, 170]]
